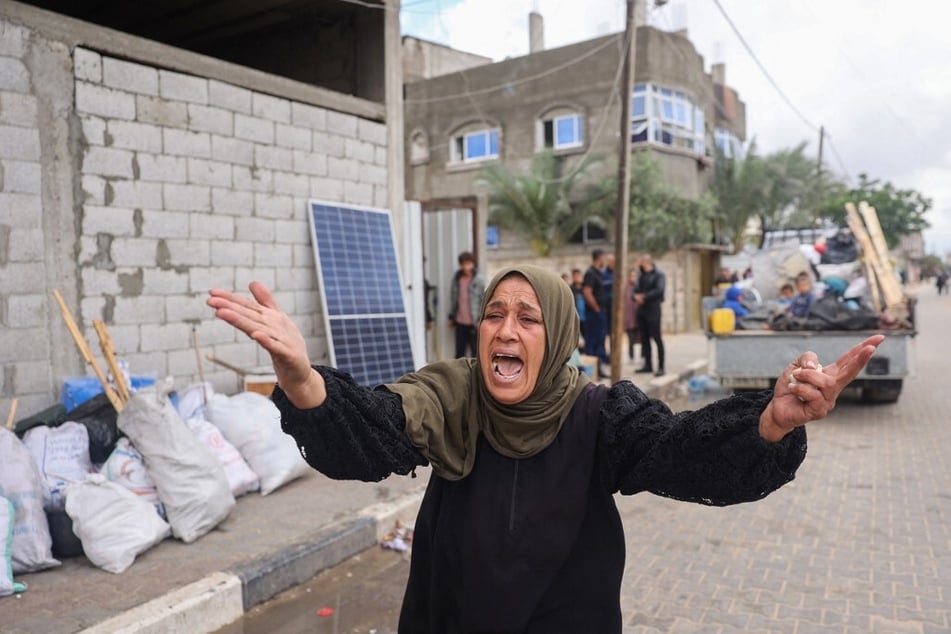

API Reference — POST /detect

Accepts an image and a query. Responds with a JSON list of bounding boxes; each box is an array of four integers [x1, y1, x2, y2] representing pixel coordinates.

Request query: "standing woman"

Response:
[[622, 267, 640, 362], [208, 265, 882, 633]]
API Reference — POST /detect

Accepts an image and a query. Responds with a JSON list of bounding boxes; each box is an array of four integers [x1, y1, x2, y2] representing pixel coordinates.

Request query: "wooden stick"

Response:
[[4, 398, 17, 431], [93, 319, 130, 404], [192, 327, 208, 405], [205, 354, 249, 377], [52, 290, 124, 413]]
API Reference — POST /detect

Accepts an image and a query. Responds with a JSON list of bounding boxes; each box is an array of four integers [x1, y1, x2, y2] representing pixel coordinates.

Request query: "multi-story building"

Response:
[[404, 15, 747, 338]]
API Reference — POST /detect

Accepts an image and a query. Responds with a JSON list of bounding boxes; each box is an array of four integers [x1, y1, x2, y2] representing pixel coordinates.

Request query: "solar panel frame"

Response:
[[307, 200, 418, 387]]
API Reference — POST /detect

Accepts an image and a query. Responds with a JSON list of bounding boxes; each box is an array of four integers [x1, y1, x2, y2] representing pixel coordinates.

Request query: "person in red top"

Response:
[[448, 252, 485, 358]]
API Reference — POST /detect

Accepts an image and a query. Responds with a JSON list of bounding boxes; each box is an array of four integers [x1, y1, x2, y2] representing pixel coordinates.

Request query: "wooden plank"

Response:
[[4, 398, 17, 431], [52, 290, 124, 413], [93, 320, 131, 404], [858, 202, 905, 307], [844, 203, 883, 311]]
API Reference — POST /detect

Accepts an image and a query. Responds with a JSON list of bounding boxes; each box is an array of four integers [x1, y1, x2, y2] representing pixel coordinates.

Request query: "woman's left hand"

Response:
[[758, 334, 885, 442]]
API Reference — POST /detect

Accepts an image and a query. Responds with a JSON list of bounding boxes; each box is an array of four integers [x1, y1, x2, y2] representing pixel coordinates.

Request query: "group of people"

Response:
[[719, 271, 817, 322], [207, 263, 884, 632], [569, 250, 667, 378]]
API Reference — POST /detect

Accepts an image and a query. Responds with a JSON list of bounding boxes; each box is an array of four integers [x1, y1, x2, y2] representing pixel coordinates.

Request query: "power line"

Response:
[[823, 133, 852, 183], [711, 0, 818, 134]]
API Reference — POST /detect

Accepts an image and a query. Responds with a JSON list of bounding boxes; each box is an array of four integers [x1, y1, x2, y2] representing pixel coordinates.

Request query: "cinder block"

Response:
[[123, 350, 169, 378], [0, 192, 41, 226], [0, 57, 29, 93], [233, 165, 273, 193], [80, 116, 106, 146], [273, 171, 310, 197], [277, 266, 316, 292], [10, 360, 50, 393], [136, 95, 188, 127], [360, 163, 387, 186], [0, 261, 42, 293], [188, 103, 233, 136], [254, 242, 293, 267], [344, 138, 376, 163], [275, 219, 310, 245], [163, 238, 211, 267], [253, 192, 293, 219], [235, 217, 275, 242], [0, 159, 40, 194], [76, 82, 135, 120], [234, 114, 274, 144], [140, 209, 190, 238], [0, 326, 45, 363], [110, 237, 162, 267], [210, 239, 253, 266], [136, 153, 187, 183], [275, 123, 311, 151], [5, 293, 45, 328], [234, 266, 275, 292], [0, 125, 39, 160], [112, 295, 166, 325], [82, 146, 134, 178], [79, 266, 122, 296], [251, 93, 291, 124], [102, 57, 159, 96], [0, 91, 37, 127], [325, 110, 358, 138], [6, 227, 43, 261], [108, 180, 163, 209], [312, 131, 345, 157], [374, 146, 388, 166], [309, 176, 343, 202], [211, 135, 254, 166], [81, 205, 137, 236], [327, 156, 358, 181], [344, 181, 373, 206], [0, 23, 27, 57], [143, 267, 190, 294], [139, 321, 193, 352], [208, 80, 252, 114], [159, 70, 208, 104], [211, 187, 254, 216], [81, 174, 107, 205], [163, 128, 211, 159], [291, 102, 326, 131], [187, 158, 232, 187], [358, 119, 387, 145], [373, 184, 389, 209], [254, 145, 293, 172], [292, 150, 327, 176], [189, 212, 234, 240], [106, 120, 163, 153], [164, 183, 211, 212], [189, 265, 237, 293]]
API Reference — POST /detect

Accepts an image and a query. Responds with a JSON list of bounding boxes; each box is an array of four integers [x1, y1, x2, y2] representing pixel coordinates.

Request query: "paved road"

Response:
[[224, 285, 950, 633]]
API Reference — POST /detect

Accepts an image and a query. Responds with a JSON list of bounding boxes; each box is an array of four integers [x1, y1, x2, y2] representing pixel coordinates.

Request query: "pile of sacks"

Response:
[[0, 382, 309, 593]]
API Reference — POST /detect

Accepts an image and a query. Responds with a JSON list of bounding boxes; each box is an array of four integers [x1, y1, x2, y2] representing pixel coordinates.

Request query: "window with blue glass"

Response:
[[453, 129, 499, 163], [540, 113, 583, 150], [630, 83, 706, 154]]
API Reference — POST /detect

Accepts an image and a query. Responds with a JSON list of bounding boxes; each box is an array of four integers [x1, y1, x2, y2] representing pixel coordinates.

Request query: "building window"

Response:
[[452, 129, 499, 163], [631, 83, 706, 155], [715, 128, 745, 160], [568, 218, 607, 244], [541, 113, 583, 150], [409, 129, 429, 165]]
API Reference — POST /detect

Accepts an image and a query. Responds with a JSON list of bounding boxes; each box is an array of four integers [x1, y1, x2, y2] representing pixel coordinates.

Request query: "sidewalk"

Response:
[[1, 330, 709, 634]]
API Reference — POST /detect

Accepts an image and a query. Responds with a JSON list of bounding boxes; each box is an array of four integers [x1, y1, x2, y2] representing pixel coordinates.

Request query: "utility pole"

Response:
[[610, 0, 637, 382]]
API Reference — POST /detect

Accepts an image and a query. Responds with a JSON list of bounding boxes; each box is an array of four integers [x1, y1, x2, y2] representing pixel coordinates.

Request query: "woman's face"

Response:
[[478, 276, 547, 405]]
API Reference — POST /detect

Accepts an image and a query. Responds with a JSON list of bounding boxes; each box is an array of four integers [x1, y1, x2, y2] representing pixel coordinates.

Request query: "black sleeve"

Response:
[[598, 382, 806, 505], [643, 271, 665, 303], [273, 366, 428, 482]]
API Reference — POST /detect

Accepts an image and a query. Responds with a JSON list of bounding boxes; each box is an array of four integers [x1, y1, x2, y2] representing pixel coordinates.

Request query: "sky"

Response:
[[400, 0, 951, 257]]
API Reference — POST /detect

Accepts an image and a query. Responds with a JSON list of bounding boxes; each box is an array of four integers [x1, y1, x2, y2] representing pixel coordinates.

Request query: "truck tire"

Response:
[[861, 380, 902, 404]]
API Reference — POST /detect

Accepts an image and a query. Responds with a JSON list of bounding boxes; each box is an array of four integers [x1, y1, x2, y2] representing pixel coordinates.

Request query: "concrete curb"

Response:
[[642, 358, 708, 400], [79, 490, 425, 634]]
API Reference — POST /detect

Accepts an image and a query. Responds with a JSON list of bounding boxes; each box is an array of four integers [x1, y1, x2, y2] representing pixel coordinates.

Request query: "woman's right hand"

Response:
[[207, 281, 326, 409]]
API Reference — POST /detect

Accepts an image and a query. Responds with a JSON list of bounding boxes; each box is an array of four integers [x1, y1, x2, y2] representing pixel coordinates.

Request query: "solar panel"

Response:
[[308, 200, 417, 386]]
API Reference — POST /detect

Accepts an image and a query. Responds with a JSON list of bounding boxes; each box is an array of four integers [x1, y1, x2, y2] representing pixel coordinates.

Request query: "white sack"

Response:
[[205, 391, 309, 495], [1, 496, 27, 596], [175, 382, 213, 421], [22, 422, 92, 512], [0, 428, 59, 574], [184, 416, 259, 497], [117, 390, 235, 543], [64, 474, 170, 574], [101, 438, 166, 519]]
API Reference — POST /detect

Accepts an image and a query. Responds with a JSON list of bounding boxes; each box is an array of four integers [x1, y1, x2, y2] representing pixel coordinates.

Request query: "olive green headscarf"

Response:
[[385, 264, 590, 480]]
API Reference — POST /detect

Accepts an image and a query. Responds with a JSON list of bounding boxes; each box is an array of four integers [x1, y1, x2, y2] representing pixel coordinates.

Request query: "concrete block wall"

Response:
[[0, 16, 390, 416]]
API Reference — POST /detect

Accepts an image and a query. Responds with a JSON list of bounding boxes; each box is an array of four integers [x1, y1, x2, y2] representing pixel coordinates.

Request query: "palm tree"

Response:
[[477, 151, 600, 256]]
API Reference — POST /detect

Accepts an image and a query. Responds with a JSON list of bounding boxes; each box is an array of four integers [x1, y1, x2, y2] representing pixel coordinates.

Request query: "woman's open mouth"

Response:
[[492, 353, 524, 382]]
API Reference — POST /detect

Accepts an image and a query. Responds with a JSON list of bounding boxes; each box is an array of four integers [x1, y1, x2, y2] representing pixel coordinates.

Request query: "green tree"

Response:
[[477, 151, 599, 256], [818, 173, 932, 248]]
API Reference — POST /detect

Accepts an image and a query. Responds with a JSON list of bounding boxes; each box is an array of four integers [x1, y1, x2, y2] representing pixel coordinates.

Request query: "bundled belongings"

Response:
[[101, 438, 166, 519], [22, 422, 93, 512], [0, 428, 60, 574], [1, 496, 27, 596], [768, 294, 882, 331], [118, 390, 234, 543], [206, 391, 310, 496], [64, 474, 170, 574]]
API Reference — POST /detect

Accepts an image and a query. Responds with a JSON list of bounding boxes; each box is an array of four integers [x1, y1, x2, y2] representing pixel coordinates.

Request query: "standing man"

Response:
[[448, 251, 485, 358], [582, 249, 610, 378], [634, 254, 666, 377]]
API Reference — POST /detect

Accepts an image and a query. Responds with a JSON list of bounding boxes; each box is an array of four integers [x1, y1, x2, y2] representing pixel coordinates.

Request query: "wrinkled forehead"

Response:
[[487, 273, 541, 310]]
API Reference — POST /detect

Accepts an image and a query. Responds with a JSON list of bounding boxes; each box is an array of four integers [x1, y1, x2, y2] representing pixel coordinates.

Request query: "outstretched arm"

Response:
[[207, 282, 325, 409], [758, 334, 885, 442]]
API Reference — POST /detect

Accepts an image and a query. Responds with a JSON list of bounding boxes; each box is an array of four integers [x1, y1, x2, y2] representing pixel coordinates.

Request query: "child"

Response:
[[777, 283, 795, 305], [788, 273, 815, 318]]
